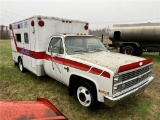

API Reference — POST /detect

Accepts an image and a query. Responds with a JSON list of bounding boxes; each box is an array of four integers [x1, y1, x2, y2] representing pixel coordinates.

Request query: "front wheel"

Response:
[[74, 81, 100, 110]]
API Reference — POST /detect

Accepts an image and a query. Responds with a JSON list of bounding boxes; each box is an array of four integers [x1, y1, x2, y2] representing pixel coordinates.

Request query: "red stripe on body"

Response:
[[29, 51, 45, 59], [10, 26, 45, 59], [10, 26, 110, 77], [101, 71, 110, 78], [90, 68, 102, 75], [118, 58, 153, 73], [54, 56, 65, 64], [44, 53, 90, 71], [64, 59, 91, 71], [44, 53, 110, 77], [44, 53, 51, 60], [11, 28, 21, 52]]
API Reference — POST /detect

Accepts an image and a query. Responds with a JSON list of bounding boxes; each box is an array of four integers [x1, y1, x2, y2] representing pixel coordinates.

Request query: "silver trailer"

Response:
[[109, 23, 160, 55]]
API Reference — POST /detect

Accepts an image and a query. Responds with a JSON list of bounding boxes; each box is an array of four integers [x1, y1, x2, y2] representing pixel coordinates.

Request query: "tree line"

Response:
[[89, 28, 109, 37]]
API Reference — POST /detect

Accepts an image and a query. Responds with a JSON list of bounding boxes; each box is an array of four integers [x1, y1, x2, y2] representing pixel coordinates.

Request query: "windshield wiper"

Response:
[[74, 50, 87, 53], [92, 48, 103, 52]]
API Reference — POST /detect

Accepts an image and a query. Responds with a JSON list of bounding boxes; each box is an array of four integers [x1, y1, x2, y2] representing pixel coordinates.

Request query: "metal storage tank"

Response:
[[109, 23, 160, 55]]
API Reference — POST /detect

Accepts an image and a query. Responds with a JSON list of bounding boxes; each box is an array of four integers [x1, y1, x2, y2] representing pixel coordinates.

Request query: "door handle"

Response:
[[64, 67, 69, 72]]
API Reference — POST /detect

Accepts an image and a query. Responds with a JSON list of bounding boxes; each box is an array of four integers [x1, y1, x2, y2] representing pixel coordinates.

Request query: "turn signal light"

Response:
[[99, 89, 109, 95]]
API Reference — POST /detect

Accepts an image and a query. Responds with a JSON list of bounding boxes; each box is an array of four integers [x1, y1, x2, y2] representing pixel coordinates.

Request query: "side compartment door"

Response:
[[45, 37, 64, 82]]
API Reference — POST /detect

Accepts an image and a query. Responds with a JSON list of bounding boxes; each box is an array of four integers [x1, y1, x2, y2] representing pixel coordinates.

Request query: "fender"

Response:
[[120, 42, 141, 47], [68, 71, 108, 102]]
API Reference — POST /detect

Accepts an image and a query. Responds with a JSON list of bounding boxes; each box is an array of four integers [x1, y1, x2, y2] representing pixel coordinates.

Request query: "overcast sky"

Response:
[[0, 0, 160, 29]]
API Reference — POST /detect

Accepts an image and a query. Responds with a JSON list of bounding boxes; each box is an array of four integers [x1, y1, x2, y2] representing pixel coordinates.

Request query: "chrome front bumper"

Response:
[[105, 76, 154, 102]]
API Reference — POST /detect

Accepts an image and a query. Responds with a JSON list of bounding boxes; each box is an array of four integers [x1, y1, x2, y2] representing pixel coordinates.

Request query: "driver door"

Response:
[[46, 37, 64, 83]]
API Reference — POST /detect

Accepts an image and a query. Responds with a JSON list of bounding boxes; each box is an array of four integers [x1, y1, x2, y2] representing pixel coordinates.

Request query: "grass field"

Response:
[[0, 40, 160, 120]]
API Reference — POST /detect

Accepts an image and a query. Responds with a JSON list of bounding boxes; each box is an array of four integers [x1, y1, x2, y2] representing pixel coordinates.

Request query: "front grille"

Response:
[[113, 64, 152, 96], [121, 64, 152, 81], [119, 71, 151, 90]]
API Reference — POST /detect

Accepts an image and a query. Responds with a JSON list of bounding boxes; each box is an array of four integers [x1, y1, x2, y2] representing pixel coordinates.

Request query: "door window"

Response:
[[16, 34, 21, 42], [49, 37, 64, 54], [24, 33, 29, 44]]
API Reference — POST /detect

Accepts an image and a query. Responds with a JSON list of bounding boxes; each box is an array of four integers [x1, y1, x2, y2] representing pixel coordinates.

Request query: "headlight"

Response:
[[114, 76, 119, 82], [113, 86, 118, 90], [113, 75, 122, 84], [113, 75, 122, 94]]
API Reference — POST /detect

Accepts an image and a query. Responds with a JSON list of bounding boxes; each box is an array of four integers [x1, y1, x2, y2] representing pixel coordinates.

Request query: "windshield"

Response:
[[65, 36, 107, 55]]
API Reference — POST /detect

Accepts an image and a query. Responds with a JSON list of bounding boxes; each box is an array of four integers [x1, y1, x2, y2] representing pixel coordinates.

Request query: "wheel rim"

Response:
[[19, 61, 23, 71], [125, 48, 132, 55], [77, 86, 91, 107]]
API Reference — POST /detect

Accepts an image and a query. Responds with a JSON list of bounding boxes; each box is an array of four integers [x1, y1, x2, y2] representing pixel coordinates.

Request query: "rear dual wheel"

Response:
[[123, 45, 143, 56], [18, 58, 25, 72], [136, 47, 143, 56], [123, 46, 135, 55]]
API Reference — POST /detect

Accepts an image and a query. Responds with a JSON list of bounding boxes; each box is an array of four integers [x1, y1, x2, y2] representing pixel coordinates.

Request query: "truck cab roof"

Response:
[[54, 34, 93, 37]]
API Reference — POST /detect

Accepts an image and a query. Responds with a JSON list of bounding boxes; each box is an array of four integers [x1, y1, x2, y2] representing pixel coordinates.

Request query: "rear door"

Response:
[[23, 21, 32, 71], [29, 19, 37, 74]]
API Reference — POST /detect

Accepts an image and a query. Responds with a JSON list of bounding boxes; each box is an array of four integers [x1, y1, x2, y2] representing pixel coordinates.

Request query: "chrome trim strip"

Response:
[[105, 76, 154, 101]]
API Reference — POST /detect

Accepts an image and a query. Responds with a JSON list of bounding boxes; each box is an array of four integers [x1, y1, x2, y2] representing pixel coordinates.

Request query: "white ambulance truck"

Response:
[[9, 15, 154, 110]]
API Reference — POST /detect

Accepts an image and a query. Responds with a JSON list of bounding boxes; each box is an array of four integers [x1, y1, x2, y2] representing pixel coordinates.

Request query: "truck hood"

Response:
[[70, 51, 145, 73]]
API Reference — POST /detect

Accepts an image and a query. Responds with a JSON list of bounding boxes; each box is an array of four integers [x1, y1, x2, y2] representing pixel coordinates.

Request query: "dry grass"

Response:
[[0, 40, 160, 120], [102, 38, 112, 44]]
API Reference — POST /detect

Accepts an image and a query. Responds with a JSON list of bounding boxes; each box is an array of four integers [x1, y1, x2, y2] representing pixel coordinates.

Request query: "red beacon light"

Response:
[[37, 16, 41, 20], [38, 20, 44, 27], [31, 20, 34, 26], [84, 23, 89, 30], [17, 24, 20, 29], [9, 24, 12, 30]]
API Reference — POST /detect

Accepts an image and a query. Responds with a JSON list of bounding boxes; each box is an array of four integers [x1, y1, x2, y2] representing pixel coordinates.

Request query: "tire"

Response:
[[74, 80, 100, 110], [18, 58, 25, 72], [136, 47, 143, 56], [123, 46, 135, 55], [136, 51, 143, 56]]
